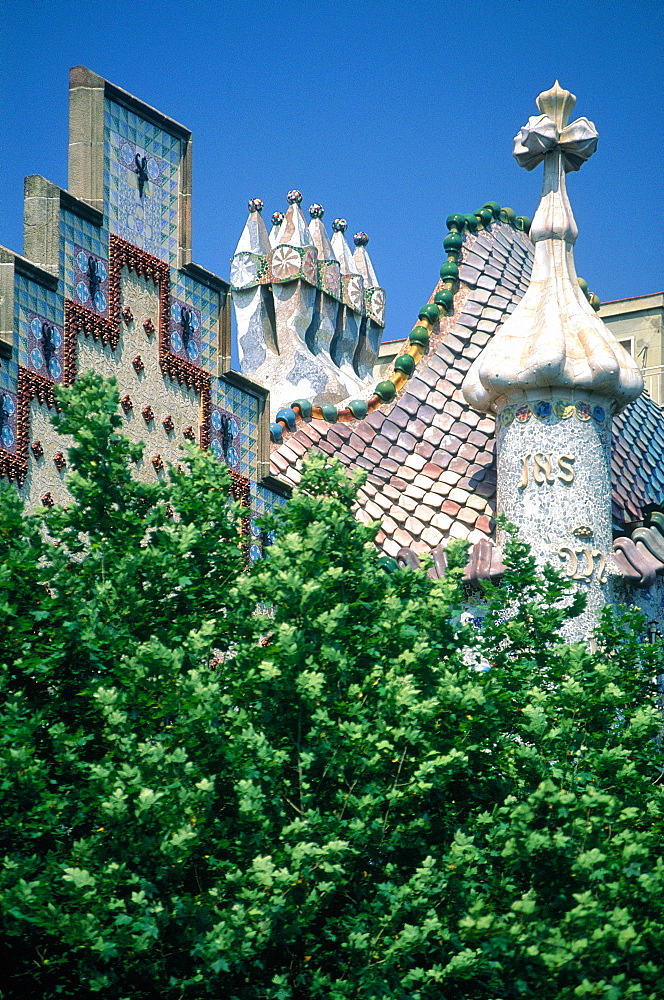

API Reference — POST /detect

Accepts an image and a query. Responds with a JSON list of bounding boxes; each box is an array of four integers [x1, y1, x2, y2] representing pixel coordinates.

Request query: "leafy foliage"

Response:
[[1, 372, 663, 999]]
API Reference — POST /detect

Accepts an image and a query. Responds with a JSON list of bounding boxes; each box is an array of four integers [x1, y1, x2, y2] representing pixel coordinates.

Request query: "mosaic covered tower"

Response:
[[230, 197, 385, 417], [463, 82, 642, 631]]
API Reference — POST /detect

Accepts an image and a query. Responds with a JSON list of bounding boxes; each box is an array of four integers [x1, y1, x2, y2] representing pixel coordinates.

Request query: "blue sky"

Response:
[[1, 0, 661, 343]]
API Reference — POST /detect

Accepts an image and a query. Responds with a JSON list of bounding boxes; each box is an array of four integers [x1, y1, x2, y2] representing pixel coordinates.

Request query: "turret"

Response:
[[463, 82, 643, 636]]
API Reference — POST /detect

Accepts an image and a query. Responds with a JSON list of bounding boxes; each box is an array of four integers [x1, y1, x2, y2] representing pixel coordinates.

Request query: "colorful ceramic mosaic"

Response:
[[72, 247, 109, 317], [170, 273, 223, 373], [27, 314, 64, 382], [209, 407, 241, 472], [0, 391, 18, 454], [497, 399, 609, 431], [14, 274, 63, 372], [169, 298, 202, 365], [61, 208, 109, 301], [229, 253, 268, 291], [211, 377, 260, 481], [104, 97, 183, 265]]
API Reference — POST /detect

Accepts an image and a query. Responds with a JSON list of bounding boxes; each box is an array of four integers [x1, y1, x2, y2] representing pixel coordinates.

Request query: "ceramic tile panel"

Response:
[[14, 273, 63, 372], [210, 377, 260, 481], [60, 207, 109, 303], [170, 271, 221, 372], [104, 97, 183, 265]]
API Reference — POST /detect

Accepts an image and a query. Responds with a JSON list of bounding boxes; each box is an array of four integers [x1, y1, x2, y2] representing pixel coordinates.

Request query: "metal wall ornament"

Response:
[[135, 154, 149, 198]]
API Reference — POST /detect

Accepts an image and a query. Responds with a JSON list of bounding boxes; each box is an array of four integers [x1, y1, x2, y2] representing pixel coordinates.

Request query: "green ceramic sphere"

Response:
[[434, 289, 454, 312], [375, 380, 397, 403], [418, 304, 439, 324], [394, 353, 416, 376], [440, 261, 459, 282], [378, 555, 400, 574], [347, 399, 369, 420], [409, 326, 430, 348], [515, 216, 532, 234], [500, 206, 516, 225], [290, 398, 312, 420], [482, 201, 501, 219], [320, 403, 338, 423], [648, 510, 664, 536], [443, 232, 463, 254], [475, 207, 493, 225], [577, 277, 589, 294], [464, 213, 479, 232], [446, 213, 465, 232]]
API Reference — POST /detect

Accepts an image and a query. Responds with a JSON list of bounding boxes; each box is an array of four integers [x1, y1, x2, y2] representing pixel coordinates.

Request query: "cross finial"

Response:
[[513, 83, 598, 174], [461, 84, 643, 415], [536, 80, 576, 129]]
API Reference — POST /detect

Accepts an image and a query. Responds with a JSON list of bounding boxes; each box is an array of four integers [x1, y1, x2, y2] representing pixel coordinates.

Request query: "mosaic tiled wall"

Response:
[[15, 273, 63, 375], [171, 272, 221, 374], [104, 97, 183, 265], [0, 66, 277, 530]]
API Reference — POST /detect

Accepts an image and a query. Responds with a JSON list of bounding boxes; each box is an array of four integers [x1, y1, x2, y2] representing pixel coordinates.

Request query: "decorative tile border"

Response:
[[497, 399, 608, 431]]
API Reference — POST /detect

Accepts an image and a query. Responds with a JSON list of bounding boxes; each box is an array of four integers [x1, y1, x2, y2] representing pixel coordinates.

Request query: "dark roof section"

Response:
[[612, 393, 664, 527]]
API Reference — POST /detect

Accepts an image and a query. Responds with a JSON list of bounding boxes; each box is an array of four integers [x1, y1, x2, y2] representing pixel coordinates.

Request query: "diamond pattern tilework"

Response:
[[61, 208, 109, 301], [210, 377, 260, 481], [14, 273, 63, 370], [0, 388, 18, 454], [251, 482, 286, 517], [0, 358, 19, 396], [104, 97, 182, 265], [170, 272, 221, 372], [270, 219, 664, 562]]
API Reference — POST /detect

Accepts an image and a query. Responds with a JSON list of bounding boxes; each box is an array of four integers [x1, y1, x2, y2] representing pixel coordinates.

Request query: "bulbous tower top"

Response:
[[462, 82, 643, 414]]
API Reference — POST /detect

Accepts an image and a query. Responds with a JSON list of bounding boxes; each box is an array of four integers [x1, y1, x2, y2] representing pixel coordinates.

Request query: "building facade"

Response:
[[0, 67, 288, 560], [3, 70, 664, 635]]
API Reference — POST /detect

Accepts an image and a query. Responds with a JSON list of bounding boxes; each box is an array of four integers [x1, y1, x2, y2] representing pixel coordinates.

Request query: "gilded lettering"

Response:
[[518, 454, 530, 490], [558, 546, 578, 578], [533, 453, 555, 484], [557, 455, 575, 484]]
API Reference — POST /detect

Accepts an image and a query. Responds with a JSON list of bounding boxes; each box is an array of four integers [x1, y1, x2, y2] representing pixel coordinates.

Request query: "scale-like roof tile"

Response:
[[269, 220, 664, 582]]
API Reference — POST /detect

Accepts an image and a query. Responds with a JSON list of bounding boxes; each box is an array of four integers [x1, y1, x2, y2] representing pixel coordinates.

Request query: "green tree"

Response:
[[1, 372, 663, 999]]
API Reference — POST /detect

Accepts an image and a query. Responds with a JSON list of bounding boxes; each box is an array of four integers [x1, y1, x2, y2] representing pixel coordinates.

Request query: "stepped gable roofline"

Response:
[[463, 82, 643, 415], [70, 66, 191, 139]]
